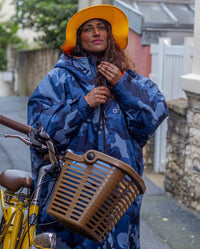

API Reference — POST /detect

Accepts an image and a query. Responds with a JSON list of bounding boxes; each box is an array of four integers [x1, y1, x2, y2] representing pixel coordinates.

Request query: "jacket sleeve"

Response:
[[111, 70, 169, 147], [28, 70, 93, 145]]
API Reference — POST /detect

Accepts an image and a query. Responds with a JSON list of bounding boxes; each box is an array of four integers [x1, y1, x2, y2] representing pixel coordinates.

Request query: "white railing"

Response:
[[150, 37, 194, 172]]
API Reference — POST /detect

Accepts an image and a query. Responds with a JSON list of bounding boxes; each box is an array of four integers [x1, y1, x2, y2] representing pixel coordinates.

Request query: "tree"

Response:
[[0, 21, 26, 70], [13, 0, 78, 48]]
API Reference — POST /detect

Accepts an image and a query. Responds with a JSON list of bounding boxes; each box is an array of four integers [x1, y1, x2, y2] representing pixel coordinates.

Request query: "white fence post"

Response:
[[150, 38, 171, 86], [183, 37, 194, 75], [151, 38, 171, 172]]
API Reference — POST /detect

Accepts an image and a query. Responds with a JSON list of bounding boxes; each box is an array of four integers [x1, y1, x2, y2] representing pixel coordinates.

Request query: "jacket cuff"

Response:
[[76, 95, 93, 117]]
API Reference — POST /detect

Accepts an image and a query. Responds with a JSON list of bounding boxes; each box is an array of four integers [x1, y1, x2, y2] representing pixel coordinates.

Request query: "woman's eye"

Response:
[[83, 27, 93, 32], [98, 26, 106, 31]]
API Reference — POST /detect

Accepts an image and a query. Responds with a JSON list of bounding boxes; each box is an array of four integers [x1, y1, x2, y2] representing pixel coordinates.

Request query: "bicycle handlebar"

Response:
[[0, 115, 32, 135], [0, 114, 60, 167]]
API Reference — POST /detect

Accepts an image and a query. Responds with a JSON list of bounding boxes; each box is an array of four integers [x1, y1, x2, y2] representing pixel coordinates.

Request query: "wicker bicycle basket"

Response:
[[47, 150, 146, 243]]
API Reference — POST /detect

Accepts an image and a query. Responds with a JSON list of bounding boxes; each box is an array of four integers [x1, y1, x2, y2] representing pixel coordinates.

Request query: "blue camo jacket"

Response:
[[28, 53, 168, 249]]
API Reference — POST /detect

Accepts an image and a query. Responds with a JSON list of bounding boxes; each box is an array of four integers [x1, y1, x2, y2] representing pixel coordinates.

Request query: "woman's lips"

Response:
[[92, 39, 103, 44]]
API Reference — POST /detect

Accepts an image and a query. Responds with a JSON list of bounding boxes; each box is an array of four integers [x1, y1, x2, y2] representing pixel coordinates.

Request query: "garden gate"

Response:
[[150, 37, 193, 172]]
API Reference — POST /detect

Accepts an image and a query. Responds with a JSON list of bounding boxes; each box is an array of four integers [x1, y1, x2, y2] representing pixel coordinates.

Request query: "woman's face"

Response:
[[80, 19, 108, 57]]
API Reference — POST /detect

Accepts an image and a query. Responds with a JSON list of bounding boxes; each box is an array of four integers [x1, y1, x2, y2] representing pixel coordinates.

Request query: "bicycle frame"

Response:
[[0, 164, 56, 249], [0, 190, 28, 249], [17, 164, 53, 249]]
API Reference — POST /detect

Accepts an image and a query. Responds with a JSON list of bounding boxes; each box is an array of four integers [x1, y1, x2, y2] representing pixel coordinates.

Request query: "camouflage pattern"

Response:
[[28, 53, 168, 248]]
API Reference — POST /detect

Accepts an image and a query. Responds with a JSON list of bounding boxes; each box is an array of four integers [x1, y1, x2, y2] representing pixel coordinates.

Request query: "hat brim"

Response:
[[61, 5, 129, 52]]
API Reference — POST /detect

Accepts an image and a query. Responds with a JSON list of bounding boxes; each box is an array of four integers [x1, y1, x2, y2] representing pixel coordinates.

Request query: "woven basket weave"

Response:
[[47, 150, 145, 243]]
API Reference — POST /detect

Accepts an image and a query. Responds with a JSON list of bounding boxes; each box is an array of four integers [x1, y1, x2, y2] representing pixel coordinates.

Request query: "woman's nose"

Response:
[[93, 27, 100, 35]]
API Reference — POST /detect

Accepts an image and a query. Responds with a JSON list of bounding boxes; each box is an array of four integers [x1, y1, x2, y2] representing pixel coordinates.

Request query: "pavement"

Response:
[[0, 96, 200, 249]]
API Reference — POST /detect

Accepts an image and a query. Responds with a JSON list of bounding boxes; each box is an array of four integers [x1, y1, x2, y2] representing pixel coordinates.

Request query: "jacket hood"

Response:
[[54, 53, 97, 88]]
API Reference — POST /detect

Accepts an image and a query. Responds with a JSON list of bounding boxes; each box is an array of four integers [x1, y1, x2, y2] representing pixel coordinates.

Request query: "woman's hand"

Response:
[[85, 86, 110, 108], [97, 61, 122, 86]]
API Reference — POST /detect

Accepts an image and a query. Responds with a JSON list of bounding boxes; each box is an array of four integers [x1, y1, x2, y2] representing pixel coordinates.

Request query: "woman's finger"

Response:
[[98, 63, 122, 86], [85, 87, 110, 107]]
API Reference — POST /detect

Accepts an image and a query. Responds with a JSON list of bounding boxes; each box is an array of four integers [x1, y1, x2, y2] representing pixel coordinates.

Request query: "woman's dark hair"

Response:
[[70, 19, 136, 86]]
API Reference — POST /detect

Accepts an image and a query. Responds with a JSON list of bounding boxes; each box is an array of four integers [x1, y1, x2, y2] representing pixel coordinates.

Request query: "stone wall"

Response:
[[165, 97, 200, 213], [143, 135, 155, 171], [15, 48, 61, 96]]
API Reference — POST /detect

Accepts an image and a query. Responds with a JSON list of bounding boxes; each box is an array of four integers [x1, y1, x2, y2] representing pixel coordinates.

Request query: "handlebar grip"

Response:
[[0, 115, 32, 135]]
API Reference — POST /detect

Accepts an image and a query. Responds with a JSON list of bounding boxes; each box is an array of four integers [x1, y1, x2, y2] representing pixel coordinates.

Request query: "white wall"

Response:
[[0, 0, 15, 21], [78, 0, 112, 10], [181, 0, 200, 94]]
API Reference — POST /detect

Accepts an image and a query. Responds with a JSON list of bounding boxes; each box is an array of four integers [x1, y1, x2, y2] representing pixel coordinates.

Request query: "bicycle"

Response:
[[0, 114, 146, 248], [0, 115, 60, 249]]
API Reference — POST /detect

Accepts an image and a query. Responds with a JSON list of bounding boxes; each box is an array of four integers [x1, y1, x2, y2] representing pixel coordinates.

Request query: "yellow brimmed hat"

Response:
[[61, 5, 129, 52]]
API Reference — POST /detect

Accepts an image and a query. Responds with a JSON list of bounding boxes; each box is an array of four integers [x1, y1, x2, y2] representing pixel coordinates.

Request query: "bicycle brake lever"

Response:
[[5, 134, 48, 149], [5, 134, 31, 145]]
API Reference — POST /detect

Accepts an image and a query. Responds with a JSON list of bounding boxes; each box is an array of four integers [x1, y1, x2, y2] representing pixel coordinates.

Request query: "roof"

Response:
[[114, 0, 194, 45]]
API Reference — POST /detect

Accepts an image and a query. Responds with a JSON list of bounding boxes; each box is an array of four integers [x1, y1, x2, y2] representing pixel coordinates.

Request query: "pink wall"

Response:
[[125, 29, 151, 77]]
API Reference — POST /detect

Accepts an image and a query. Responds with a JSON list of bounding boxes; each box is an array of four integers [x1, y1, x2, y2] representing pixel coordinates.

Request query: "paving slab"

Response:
[[141, 217, 172, 249]]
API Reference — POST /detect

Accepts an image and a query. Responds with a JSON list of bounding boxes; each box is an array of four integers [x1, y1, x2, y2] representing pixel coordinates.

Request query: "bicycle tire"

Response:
[[0, 216, 6, 249], [0, 216, 6, 235]]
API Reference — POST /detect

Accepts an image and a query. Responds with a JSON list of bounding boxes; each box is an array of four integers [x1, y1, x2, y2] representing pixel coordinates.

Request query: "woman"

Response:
[[28, 5, 168, 249]]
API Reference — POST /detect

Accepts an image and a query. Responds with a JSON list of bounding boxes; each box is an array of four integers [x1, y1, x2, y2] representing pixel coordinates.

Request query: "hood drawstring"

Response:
[[87, 55, 116, 247], [87, 55, 107, 154]]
